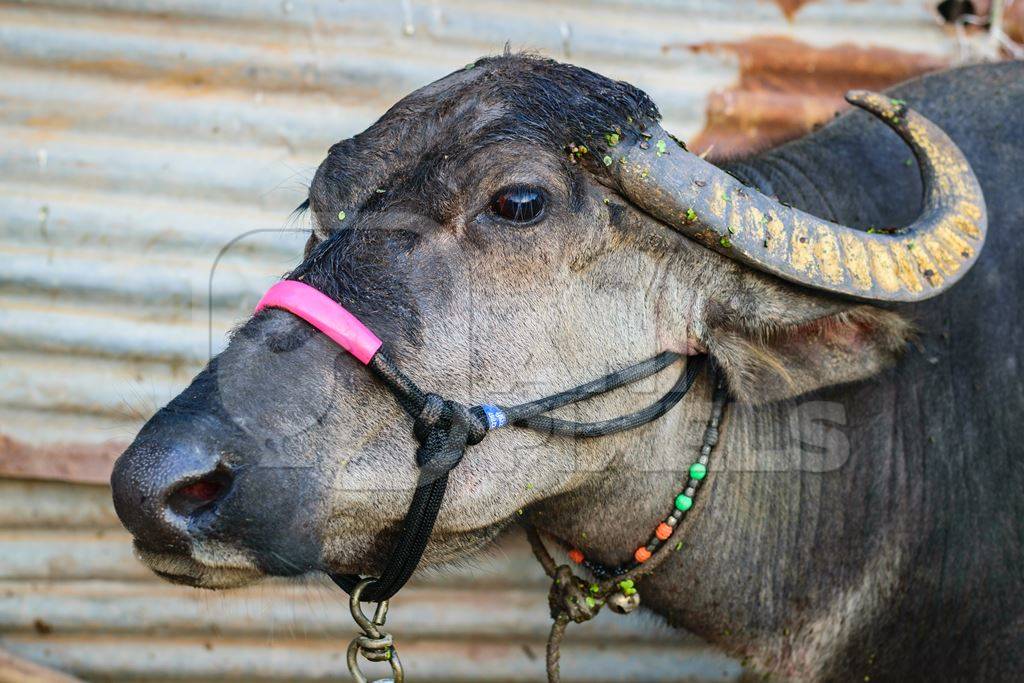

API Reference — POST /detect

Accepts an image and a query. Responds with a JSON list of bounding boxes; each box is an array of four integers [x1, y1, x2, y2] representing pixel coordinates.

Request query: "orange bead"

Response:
[[568, 549, 585, 564], [655, 523, 673, 541], [634, 547, 652, 563]]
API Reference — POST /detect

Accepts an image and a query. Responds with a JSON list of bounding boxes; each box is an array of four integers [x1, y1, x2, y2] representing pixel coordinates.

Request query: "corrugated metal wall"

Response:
[[0, 0, 998, 680]]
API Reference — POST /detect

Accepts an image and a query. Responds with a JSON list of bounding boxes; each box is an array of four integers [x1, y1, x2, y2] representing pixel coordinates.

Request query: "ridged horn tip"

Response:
[[605, 92, 987, 303]]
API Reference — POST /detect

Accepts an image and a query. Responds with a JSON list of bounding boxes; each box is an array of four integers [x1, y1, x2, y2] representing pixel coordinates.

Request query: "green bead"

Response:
[[689, 462, 707, 480], [674, 494, 693, 512]]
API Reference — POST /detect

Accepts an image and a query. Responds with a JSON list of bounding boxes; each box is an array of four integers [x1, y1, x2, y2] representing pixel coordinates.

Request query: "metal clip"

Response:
[[346, 579, 404, 683]]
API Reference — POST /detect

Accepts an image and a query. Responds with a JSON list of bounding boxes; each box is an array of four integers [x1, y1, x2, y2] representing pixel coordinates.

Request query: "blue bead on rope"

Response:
[[481, 405, 508, 430]]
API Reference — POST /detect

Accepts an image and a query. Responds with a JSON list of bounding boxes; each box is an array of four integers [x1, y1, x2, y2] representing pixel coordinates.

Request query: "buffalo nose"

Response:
[[111, 413, 233, 553]]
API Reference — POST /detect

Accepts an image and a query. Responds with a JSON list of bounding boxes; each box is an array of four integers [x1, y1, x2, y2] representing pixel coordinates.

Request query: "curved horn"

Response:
[[606, 91, 987, 302]]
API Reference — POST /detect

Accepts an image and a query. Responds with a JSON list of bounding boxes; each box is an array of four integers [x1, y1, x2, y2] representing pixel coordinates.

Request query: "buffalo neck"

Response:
[[533, 70, 1024, 678]]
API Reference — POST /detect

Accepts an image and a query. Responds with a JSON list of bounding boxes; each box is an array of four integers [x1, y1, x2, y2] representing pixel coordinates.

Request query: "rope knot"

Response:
[[412, 395, 488, 477], [412, 393, 448, 444], [548, 565, 603, 624]]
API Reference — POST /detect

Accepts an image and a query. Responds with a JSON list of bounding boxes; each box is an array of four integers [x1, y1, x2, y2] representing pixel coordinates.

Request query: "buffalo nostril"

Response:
[[166, 470, 232, 518]]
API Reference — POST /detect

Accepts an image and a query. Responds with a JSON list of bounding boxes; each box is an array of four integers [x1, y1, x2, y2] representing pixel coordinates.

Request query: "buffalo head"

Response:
[[110, 54, 984, 588]]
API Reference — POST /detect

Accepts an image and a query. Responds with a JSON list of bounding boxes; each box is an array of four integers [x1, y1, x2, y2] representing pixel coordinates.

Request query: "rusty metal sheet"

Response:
[[0, 581, 689, 642], [0, 0, 979, 463], [0, 481, 121, 530], [0, 647, 83, 683], [0, 470, 732, 676], [0, 435, 120, 485], [0, 477, 733, 680], [0, 636, 743, 683], [683, 37, 952, 155]]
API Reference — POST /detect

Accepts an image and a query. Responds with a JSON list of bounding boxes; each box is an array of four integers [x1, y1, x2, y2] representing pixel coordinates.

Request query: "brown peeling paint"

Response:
[[672, 37, 949, 157], [0, 434, 123, 485]]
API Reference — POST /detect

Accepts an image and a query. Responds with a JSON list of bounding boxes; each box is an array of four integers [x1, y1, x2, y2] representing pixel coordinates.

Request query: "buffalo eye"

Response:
[[490, 186, 545, 224]]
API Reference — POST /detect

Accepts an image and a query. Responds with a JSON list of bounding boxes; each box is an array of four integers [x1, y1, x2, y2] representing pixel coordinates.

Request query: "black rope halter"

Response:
[[328, 349, 706, 603], [254, 279, 723, 683]]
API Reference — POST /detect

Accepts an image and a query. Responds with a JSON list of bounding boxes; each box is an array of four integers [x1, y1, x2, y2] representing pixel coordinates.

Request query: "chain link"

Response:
[[346, 579, 404, 683]]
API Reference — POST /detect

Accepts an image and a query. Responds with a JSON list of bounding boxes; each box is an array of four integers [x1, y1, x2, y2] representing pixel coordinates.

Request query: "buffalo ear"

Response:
[[698, 277, 912, 403]]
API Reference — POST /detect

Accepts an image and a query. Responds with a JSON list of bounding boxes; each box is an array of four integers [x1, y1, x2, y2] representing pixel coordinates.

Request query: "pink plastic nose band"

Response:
[[255, 280, 383, 365]]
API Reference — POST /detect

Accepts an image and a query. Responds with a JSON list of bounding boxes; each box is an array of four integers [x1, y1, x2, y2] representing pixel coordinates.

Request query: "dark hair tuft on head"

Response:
[[469, 52, 661, 150]]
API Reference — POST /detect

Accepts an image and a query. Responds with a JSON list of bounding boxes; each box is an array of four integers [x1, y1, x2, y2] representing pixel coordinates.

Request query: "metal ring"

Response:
[[347, 637, 404, 683], [357, 633, 394, 662]]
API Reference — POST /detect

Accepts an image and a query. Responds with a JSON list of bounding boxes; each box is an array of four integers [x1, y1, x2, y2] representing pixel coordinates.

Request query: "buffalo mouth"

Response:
[[134, 543, 265, 590]]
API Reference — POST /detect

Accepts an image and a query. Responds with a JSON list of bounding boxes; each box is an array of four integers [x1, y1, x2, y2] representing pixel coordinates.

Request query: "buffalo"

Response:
[[111, 54, 1023, 681]]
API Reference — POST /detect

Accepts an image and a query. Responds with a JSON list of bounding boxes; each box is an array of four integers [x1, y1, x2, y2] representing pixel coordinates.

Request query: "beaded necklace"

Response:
[[571, 369, 723, 577], [525, 363, 730, 681]]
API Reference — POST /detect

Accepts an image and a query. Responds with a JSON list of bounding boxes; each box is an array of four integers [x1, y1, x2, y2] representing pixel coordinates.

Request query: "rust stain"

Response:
[[1006, 0, 1024, 44], [0, 433, 123, 485], [672, 37, 949, 157], [23, 113, 76, 133], [767, 0, 819, 21]]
